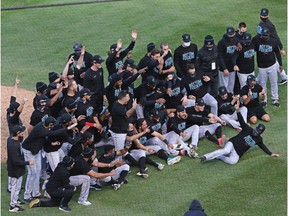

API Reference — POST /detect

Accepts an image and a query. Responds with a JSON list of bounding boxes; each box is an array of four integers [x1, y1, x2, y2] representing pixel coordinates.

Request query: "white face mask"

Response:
[[183, 42, 191, 47]]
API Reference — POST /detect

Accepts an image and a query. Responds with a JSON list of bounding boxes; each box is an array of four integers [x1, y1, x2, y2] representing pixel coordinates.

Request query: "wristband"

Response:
[[85, 122, 95, 127], [163, 139, 169, 145]]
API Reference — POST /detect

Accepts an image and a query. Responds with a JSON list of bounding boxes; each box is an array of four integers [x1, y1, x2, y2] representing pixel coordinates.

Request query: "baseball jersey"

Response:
[[229, 112, 272, 157], [217, 36, 238, 71], [240, 84, 263, 109], [186, 106, 211, 126], [174, 44, 198, 78], [110, 101, 129, 133], [232, 42, 255, 74], [216, 93, 235, 116]]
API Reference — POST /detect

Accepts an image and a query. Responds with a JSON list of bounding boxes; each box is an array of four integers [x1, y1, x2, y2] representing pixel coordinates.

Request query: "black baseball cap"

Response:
[[182, 34, 191, 42], [79, 88, 92, 98], [92, 55, 105, 64], [37, 94, 48, 103], [204, 35, 214, 46], [247, 74, 256, 82], [65, 98, 78, 110], [261, 27, 270, 36], [176, 105, 185, 112], [260, 8, 269, 16], [243, 33, 252, 42], [81, 132, 93, 141], [9, 101, 20, 112], [44, 116, 56, 126], [110, 44, 117, 51], [48, 72, 60, 83], [147, 42, 156, 53], [62, 156, 75, 167], [226, 27, 235, 36], [149, 109, 160, 119], [36, 82, 47, 93], [124, 59, 137, 69], [60, 113, 72, 124], [73, 43, 83, 51], [195, 98, 205, 106], [82, 147, 94, 158], [12, 125, 26, 136], [218, 86, 228, 95], [146, 76, 157, 86], [104, 145, 115, 153]]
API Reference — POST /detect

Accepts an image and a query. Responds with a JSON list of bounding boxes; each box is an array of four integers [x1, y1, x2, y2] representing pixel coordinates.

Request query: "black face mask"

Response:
[[260, 36, 269, 41], [127, 130, 134, 136], [227, 36, 234, 42], [74, 52, 81, 57], [260, 17, 268, 22], [243, 41, 251, 46]]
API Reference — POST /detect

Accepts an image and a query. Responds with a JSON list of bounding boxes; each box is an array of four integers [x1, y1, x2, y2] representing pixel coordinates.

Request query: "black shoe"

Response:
[[90, 184, 102, 191], [7, 189, 11, 193], [272, 100, 280, 107], [199, 156, 207, 162], [17, 199, 25, 206], [59, 205, 71, 212], [9, 206, 24, 212], [278, 79, 287, 85]]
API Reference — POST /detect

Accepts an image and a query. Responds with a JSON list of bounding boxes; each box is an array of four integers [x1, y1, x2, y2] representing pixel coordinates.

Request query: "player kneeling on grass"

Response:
[[29, 156, 76, 212], [199, 105, 280, 165]]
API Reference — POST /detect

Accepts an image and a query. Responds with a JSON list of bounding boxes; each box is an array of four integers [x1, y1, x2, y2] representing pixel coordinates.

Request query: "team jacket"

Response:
[[196, 45, 219, 77], [7, 137, 29, 178], [232, 41, 255, 74], [217, 36, 238, 71]]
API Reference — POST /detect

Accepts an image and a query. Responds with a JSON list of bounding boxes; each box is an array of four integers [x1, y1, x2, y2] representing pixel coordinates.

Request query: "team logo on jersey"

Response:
[[153, 67, 160, 74], [226, 45, 237, 54], [178, 122, 186, 131], [73, 61, 86, 69], [259, 45, 273, 53], [244, 49, 255, 59], [251, 92, 258, 100], [182, 52, 195, 61], [188, 79, 202, 90], [114, 88, 122, 98], [139, 136, 147, 145], [86, 106, 94, 117], [41, 114, 49, 123], [164, 57, 173, 67], [171, 87, 180, 96], [244, 135, 256, 147], [151, 122, 161, 132], [155, 102, 163, 109]]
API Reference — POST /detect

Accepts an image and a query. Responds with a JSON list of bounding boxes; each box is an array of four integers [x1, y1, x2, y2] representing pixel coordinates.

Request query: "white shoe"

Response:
[[78, 200, 91, 206], [156, 163, 165, 170], [112, 184, 121, 191], [136, 172, 149, 178], [167, 156, 181, 165]]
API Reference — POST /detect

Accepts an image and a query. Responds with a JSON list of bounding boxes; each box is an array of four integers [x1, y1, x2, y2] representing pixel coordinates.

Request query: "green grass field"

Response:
[[1, 0, 287, 215]]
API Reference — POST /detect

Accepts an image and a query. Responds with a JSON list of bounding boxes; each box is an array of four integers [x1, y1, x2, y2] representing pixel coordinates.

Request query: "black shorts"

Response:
[[247, 106, 267, 119]]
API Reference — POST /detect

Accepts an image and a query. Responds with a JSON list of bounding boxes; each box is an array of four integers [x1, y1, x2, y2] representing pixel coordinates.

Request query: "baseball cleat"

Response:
[[167, 156, 181, 165], [156, 163, 165, 170], [278, 79, 287, 85], [136, 172, 149, 178]]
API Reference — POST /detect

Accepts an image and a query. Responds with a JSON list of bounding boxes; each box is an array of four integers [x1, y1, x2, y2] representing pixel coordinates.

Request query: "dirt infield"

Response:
[[1, 86, 35, 162]]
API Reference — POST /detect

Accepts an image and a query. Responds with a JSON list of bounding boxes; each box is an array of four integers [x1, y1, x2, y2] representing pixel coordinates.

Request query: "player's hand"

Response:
[[77, 115, 86, 121], [279, 66, 283, 72], [68, 56, 74, 64], [280, 49, 286, 56], [181, 95, 188, 106], [223, 69, 229, 76], [80, 72, 85, 78], [156, 98, 166, 103], [29, 160, 34, 165], [188, 95, 196, 100], [81, 46, 85, 56], [271, 153, 280, 157], [167, 144, 174, 149], [131, 29, 137, 41], [139, 66, 148, 74], [117, 39, 122, 50], [203, 76, 210, 82], [132, 98, 137, 109], [15, 76, 20, 85], [147, 148, 156, 154], [233, 65, 239, 72], [68, 122, 78, 130], [110, 170, 116, 176]]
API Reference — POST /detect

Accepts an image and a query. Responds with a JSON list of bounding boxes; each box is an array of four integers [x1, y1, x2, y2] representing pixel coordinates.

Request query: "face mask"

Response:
[[261, 36, 269, 41], [37, 105, 47, 112], [243, 41, 251, 46], [127, 130, 134, 136], [206, 46, 213, 51], [183, 42, 191, 47], [260, 17, 268, 22]]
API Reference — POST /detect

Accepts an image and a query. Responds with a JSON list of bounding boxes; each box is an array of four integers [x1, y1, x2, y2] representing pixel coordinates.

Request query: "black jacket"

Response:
[[7, 137, 29, 178], [184, 199, 206, 216]]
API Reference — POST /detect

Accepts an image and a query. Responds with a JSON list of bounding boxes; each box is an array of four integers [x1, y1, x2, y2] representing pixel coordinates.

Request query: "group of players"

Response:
[[6, 8, 284, 213]]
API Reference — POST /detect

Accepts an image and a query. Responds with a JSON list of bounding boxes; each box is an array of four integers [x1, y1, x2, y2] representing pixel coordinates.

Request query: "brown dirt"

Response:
[[1, 86, 35, 162]]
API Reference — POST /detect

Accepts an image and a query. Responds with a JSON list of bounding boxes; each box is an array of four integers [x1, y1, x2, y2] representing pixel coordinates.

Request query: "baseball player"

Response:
[[195, 35, 219, 97], [67, 43, 93, 88], [28, 156, 76, 212], [98, 145, 131, 190], [180, 63, 218, 115], [200, 108, 280, 165], [106, 30, 137, 76], [110, 91, 137, 154], [216, 86, 248, 131], [159, 42, 175, 80], [240, 75, 270, 124], [218, 27, 238, 94], [83, 55, 106, 112], [69, 147, 116, 205], [167, 105, 200, 158], [135, 118, 182, 165], [186, 98, 226, 147], [252, 27, 282, 107], [232, 33, 256, 89], [174, 34, 198, 78], [7, 125, 34, 212]]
